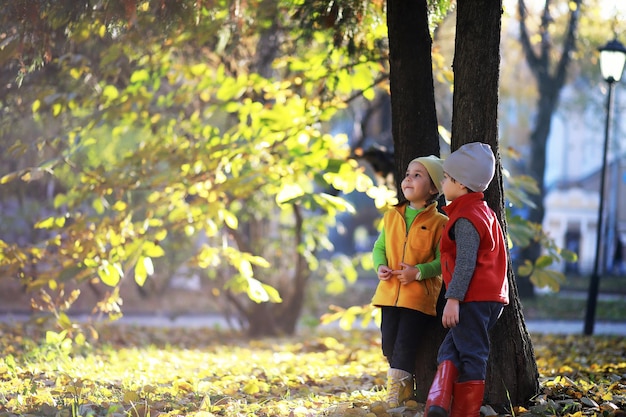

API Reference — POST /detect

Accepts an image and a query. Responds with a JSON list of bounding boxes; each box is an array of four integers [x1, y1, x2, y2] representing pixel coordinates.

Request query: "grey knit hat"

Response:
[[443, 142, 495, 192]]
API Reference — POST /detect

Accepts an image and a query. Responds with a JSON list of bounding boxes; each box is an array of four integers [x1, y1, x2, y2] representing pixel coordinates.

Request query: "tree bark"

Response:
[[386, 0, 446, 400], [387, 0, 440, 195], [452, 0, 540, 408]]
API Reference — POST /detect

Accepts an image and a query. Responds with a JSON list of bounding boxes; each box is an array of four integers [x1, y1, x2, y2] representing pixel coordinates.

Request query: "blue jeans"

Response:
[[437, 301, 504, 381]]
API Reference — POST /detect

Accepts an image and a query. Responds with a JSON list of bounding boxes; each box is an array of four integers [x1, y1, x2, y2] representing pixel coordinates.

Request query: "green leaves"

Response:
[[276, 183, 306, 205], [102, 85, 120, 102], [503, 157, 578, 292], [34, 216, 66, 229], [0, 0, 392, 336], [134, 256, 154, 287], [130, 69, 151, 84], [98, 260, 123, 287], [518, 258, 567, 292], [246, 278, 282, 304]]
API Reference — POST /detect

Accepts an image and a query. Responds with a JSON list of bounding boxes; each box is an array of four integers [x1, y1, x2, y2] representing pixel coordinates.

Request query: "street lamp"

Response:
[[584, 38, 626, 335]]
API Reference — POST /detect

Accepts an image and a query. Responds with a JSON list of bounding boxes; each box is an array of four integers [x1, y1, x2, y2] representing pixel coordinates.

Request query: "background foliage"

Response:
[[0, 0, 396, 336], [0, 0, 623, 338]]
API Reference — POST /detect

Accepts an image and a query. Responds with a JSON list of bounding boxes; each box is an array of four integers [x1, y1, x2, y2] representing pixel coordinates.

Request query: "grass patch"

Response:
[[560, 273, 626, 294], [520, 294, 626, 321], [521, 273, 626, 321]]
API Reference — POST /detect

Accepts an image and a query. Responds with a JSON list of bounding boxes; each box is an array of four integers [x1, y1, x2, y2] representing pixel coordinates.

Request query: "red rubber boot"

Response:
[[449, 380, 485, 417], [424, 360, 459, 417]]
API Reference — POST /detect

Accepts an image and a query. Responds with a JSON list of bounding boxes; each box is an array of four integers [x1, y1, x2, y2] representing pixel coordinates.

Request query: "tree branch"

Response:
[[518, 0, 542, 78], [553, 0, 581, 89]]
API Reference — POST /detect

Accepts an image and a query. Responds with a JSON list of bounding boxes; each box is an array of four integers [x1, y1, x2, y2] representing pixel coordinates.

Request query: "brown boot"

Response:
[[385, 368, 414, 408], [424, 360, 459, 417], [449, 380, 485, 417]]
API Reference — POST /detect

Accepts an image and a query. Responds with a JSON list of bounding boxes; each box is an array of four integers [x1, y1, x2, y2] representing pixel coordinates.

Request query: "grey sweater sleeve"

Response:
[[445, 218, 480, 301]]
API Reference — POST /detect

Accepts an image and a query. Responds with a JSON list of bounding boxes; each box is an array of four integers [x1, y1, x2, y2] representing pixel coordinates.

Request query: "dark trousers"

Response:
[[437, 301, 504, 381], [381, 306, 433, 373]]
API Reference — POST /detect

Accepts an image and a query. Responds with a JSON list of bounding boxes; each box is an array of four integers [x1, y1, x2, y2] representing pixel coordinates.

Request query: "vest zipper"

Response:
[[395, 223, 409, 306]]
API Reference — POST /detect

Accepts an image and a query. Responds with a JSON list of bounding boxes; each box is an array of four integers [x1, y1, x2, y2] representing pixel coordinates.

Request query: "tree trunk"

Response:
[[452, 0, 539, 408], [225, 2, 310, 338], [238, 205, 309, 338], [386, 0, 446, 400], [387, 0, 440, 194], [414, 290, 448, 401]]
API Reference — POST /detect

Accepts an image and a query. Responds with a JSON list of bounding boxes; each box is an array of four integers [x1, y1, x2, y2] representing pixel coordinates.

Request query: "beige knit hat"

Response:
[[443, 142, 495, 192], [411, 155, 445, 195]]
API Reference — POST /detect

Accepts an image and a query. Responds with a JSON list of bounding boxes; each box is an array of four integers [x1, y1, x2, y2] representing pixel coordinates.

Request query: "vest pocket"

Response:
[[408, 229, 434, 254]]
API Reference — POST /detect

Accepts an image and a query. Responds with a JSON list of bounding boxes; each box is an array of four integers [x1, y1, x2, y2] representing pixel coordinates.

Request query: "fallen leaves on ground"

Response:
[[0, 323, 623, 417]]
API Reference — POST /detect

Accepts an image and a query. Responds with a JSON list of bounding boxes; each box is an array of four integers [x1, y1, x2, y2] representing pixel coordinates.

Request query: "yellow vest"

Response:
[[371, 202, 448, 315]]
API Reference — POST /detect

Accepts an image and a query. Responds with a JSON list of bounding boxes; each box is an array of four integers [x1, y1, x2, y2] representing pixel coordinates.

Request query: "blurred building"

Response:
[[542, 83, 625, 275]]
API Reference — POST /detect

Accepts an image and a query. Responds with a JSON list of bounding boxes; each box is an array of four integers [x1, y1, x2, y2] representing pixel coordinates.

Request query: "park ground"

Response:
[[0, 322, 624, 417], [0, 274, 625, 416]]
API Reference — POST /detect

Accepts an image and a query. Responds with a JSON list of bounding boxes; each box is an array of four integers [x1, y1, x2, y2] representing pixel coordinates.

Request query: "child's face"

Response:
[[401, 161, 438, 205], [441, 172, 467, 201]]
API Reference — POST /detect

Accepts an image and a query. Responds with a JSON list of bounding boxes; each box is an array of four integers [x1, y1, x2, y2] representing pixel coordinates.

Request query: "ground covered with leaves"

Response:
[[0, 322, 624, 417]]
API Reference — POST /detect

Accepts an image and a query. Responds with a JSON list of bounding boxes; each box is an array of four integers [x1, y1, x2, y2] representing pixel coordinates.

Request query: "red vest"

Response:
[[441, 193, 509, 304]]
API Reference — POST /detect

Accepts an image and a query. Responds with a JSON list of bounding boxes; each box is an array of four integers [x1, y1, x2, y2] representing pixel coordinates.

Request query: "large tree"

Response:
[[386, 0, 446, 399], [452, 0, 539, 407], [385, 0, 539, 407]]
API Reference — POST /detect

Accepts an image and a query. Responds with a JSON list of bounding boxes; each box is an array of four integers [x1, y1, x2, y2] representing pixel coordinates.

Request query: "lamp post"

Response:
[[584, 38, 626, 335]]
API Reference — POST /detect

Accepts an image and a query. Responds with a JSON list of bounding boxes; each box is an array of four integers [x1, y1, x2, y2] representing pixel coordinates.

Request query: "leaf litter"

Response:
[[0, 323, 623, 417]]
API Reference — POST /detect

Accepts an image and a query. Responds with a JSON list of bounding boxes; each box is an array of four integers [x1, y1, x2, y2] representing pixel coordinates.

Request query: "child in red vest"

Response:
[[425, 143, 509, 417], [371, 156, 448, 408]]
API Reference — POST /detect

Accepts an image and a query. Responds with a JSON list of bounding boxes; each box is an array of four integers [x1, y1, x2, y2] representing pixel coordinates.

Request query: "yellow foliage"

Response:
[[0, 326, 624, 417], [173, 379, 194, 393], [123, 390, 142, 403]]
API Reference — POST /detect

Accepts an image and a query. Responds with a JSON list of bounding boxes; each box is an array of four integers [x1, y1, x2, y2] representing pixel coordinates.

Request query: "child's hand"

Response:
[[377, 265, 392, 281], [442, 298, 460, 328], [391, 262, 419, 285]]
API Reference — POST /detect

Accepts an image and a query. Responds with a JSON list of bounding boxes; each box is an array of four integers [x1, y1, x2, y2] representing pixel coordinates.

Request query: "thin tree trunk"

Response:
[[453, 0, 539, 408], [516, 0, 582, 298], [231, 2, 310, 338]]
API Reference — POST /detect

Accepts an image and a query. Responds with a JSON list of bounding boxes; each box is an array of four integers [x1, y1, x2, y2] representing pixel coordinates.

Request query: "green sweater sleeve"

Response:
[[416, 244, 442, 281], [372, 228, 387, 271]]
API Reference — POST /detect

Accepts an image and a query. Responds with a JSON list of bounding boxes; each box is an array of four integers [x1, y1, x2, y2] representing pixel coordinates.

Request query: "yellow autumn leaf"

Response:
[[102, 85, 119, 101], [123, 390, 142, 403], [276, 183, 304, 204], [173, 379, 194, 393], [243, 380, 260, 395], [601, 392, 613, 401]]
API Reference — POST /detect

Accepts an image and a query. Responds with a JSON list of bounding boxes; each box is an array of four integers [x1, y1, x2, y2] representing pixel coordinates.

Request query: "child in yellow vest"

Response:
[[371, 155, 448, 408]]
